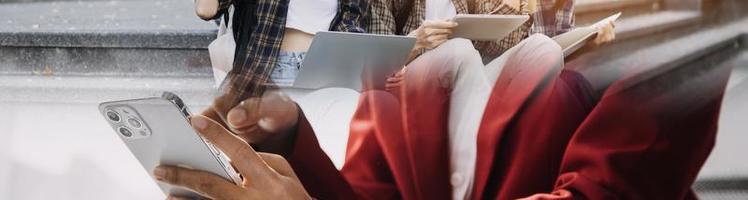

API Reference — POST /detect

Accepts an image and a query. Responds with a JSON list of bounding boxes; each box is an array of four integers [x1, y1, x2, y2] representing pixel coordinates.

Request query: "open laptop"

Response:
[[282, 31, 416, 98]]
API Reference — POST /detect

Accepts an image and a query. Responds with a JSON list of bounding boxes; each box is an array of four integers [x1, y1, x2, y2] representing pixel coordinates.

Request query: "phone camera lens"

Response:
[[119, 127, 133, 137], [106, 111, 121, 122], [128, 118, 142, 128]]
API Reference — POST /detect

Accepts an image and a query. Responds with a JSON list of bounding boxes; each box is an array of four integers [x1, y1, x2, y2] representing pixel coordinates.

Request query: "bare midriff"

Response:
[[280, 28, 315, 52]]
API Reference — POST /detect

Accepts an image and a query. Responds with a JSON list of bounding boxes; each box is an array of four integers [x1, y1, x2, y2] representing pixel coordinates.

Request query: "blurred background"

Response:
[[0, 0, 747, 199]]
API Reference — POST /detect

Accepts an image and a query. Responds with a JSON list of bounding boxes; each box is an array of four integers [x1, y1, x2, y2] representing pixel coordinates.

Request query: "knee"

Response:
[[440, 38, 473, 49], [438, 38, 478, 57], [523, 34, 562, 55], [432, 38, 481, 65]]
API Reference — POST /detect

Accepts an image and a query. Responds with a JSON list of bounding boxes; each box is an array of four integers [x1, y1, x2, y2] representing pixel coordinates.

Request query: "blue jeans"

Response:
[[270, 51, 306, 87]]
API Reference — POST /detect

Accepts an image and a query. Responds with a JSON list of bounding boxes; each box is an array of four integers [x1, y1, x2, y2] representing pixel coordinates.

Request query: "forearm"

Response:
[[195, 0, 234, 21], [195, 0, 219, 20]]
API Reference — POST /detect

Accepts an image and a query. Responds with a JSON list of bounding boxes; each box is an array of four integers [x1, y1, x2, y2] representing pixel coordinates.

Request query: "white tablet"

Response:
[[552, 12, 621, 57], [293, 31, 416, 91], [451, 14, 530, 41]]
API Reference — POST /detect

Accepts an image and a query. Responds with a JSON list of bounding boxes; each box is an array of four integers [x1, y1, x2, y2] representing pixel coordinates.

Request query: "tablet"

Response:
[[293, 31, 417, 91], [552, 12, 621, 57], [451, 14, 530, 41], [552, 26, 597, 57]]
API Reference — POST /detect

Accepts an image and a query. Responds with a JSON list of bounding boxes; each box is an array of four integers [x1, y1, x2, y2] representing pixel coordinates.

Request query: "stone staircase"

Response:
[[0, 0, 218, 104]]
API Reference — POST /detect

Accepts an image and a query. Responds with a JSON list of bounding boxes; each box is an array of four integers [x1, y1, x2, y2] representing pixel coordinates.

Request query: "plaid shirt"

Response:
[[531, 0, 575, 37], [214, 0, 366, 104], [367, 0, 574, 60]]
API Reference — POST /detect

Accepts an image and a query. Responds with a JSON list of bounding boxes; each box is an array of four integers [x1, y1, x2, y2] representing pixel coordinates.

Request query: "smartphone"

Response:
[[99, 92, 241, 198]]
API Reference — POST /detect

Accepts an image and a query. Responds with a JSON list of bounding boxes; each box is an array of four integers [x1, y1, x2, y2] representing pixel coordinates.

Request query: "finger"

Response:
[[396, 68, 407, 77], [257, 153, 297, 177], [154, 166, 246, 200], [227, 98, 262, 130], [385, 82, 403, 90], [228, 91, 296, 133], [232, 125, 261, 142], [428, 38, 449, 49], [425, 28, 452, 37], [386, 77, 398, 83], [594, 35, 605, 45], [191, 115, 270, 179], [201, 106, 227, 128], [386, 81, 404, 89], [428, 34, 449, 42], [424, 21, 459, 29], [386, 77, 404, 85], [208, 93, 236, 121]]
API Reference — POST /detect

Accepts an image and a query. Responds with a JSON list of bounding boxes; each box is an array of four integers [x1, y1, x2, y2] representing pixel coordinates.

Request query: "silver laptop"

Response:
[[289, 31, 416, 94]]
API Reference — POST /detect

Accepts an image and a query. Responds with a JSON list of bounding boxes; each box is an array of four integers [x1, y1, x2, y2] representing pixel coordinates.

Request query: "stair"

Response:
[[0, 0, 218, 104]]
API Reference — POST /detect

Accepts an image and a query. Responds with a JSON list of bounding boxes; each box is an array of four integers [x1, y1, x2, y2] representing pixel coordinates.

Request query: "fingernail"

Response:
[[153, 166, 167, 181], [227, 107, 247, 125], [192, 117, 209, 130]]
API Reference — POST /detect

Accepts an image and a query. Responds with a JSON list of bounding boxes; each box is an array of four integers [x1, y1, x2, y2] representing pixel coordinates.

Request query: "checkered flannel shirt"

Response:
[[367, 0, 574, 61], [214, 0, 367, 105], [531, 0, 575, 37]]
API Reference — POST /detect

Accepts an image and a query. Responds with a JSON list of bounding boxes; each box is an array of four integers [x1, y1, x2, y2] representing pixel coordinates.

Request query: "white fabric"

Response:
[[286, 0, 338, 34], [407, 38, 487, 200], [447, 35, 556, 200], [208, 6, 235, 87], [293, 88, 360, 169], [409, 36, 548, 199], [425, 0, 457, 20]]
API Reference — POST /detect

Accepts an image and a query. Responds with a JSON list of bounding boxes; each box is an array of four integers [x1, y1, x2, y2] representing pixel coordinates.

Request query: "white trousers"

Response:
[[406, 34, 559, 200]]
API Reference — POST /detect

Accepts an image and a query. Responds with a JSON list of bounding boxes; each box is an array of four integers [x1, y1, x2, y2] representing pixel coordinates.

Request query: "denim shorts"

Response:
[[270, 51, 306, 87]]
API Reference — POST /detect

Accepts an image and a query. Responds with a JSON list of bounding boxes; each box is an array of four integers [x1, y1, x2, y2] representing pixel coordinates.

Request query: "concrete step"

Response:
[[0, 74, 216, 105], [0, 0, 217, 77]]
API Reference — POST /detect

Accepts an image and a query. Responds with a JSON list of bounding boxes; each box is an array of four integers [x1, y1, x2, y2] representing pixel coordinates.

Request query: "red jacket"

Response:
[[285, 37, 728, 199]]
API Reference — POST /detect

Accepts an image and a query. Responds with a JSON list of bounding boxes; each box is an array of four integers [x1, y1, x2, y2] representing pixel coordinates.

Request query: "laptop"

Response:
[[285, 32, 416, 97]]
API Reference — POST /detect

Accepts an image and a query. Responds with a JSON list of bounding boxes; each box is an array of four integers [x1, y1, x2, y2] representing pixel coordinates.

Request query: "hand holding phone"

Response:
[[153, 116, 310, 199], [206, 90, 301, 154], [100, 93, 241, 198]]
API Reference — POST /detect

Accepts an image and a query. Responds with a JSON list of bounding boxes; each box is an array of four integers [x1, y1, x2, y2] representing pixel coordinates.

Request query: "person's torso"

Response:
[[286, 0, 339, 35], [425, 0, 458, 21]]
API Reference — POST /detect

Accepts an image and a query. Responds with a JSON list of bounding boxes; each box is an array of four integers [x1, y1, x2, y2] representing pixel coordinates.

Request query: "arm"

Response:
[[367, 0, 457, 62], [287, 91, 403, 199], [520, 76, 725, 199], [194, 0, 234, 20], [218, 91, 402, 199]]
